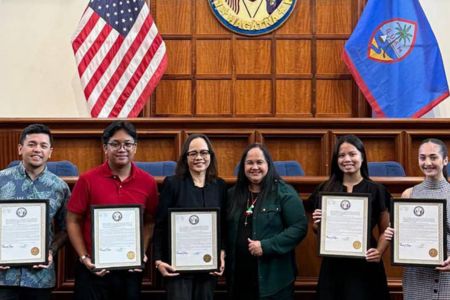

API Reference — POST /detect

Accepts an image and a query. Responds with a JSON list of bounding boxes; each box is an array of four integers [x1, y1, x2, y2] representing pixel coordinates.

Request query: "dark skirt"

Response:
[[317, 257, 390, 300]]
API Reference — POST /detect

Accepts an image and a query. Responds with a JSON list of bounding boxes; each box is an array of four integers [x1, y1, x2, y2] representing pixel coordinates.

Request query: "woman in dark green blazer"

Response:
[[227, 143, 308, 299]]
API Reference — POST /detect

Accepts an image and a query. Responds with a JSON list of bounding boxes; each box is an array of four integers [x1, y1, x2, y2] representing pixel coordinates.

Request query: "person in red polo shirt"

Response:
[[66, 121, 158, 300]]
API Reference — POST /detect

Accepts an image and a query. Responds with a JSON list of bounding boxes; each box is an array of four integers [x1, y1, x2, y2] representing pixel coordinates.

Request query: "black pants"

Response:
[[165, 274, 217, 300], [0, 286, 51, 300], [73, 262, 143, 300]]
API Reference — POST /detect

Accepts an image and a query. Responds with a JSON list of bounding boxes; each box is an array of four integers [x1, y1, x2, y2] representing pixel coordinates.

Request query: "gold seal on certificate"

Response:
[[353, 241, 362, 250], [319, 193, 371, 258], [203, 254, 212, 263], [91, 205, 144, 270], [429, 248, 438, 258], [0, 200, 49, 266], [127, 251, 136, 260], [392, 199, 447, 266], [169, 208, 220, 272], [31, 247, 40, 256]]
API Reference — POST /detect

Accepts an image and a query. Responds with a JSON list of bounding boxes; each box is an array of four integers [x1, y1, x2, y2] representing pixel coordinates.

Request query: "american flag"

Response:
[[72, 0, 167, 118]]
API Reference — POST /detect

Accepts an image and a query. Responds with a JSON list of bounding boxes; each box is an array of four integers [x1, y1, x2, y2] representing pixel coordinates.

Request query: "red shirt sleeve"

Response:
[[67, 175, 90, 214]]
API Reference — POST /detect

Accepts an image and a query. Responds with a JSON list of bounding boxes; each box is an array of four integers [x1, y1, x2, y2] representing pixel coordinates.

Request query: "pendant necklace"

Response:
[[244, 192, 258, 226]]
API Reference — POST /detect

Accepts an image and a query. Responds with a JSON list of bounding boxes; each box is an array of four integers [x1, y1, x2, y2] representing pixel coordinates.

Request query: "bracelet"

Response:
[[79, 255, 90, 263]]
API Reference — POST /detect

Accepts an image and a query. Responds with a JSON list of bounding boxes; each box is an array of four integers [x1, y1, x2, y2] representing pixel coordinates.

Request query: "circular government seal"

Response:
[[340, 200, 351, 210], [209, 0, 297, 36], [189, 215, 200, 225], [112, 211, 123, 222], [203, 254, 212, 263], [31, 247, 40, 256], [352, 241, 361, 250], [16, 207, 27, 218], [413, 206, 425, 217], [127, 251, 136, 260], [429, 248, 438, 258]]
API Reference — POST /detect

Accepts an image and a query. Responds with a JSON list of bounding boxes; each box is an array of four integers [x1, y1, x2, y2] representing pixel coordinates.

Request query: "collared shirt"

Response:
[[67, 162, 158, 254], [0, 163, 70, 288]]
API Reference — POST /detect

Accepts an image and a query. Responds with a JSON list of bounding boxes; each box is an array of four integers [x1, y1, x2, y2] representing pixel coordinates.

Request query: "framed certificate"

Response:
[[319, 192, 371, 258], [391, 198, 447, 266], [168, 208, 220, 272], [91, 205, 143, 270], [0, 200, 49, 266]]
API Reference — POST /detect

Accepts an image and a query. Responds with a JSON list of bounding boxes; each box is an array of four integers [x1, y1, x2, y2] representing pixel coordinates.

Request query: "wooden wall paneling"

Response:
[[154, 0, 192, 35], [295, 212, 321, 283], [330, 131, 404, 166], [134, 131, 182, 162], [194, 0, 230, 35], [235, 80, 273, 116], [51, 132, 105, 174], [196, 39, 232, 75], [275, 80, 313, 117], [276, 40, 312, 75], [275, 0, 312, 34], [0, 130, 21, 169], [194, 38, 233, 115], [259, 130, 329, 176], [315, 80, 353, 117], [155, 80, 193, 116], [57, 245, 76, 290], [146, 0, 373, 119], [196, 80, 232, 116], [163, 39, 192, 75], [184, 130, 256, 177], [316, 39, 348, 75], [234, 39, 272, 75], [315, 0, 353, 34]]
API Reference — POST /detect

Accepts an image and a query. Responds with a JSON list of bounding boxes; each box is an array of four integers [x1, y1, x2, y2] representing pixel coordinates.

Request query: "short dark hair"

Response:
[[175, 133, 218, 182], [19, 124, 53, 145], [420, 138, 449, 180], [102, 121, 137, 145]]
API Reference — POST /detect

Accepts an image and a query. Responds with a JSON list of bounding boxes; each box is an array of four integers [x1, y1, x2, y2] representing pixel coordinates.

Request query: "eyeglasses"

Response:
[[107, 141, 136, 150], [187, 150, 210, 159]]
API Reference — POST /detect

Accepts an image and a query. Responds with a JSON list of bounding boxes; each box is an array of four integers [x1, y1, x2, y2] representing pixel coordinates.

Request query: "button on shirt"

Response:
[[0, 163, 70, 288]]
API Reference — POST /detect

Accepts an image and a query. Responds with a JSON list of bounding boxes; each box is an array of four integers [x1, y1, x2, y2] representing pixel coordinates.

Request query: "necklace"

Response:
[[244, 192, 258, 226]]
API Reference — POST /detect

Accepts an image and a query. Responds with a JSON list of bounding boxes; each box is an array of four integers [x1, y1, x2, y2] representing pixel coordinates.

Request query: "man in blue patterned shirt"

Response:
[[0, 124, 70, 300]]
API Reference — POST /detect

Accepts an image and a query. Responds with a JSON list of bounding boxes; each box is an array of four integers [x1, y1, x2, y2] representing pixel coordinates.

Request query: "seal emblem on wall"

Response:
[[209, 0, 297, 36]]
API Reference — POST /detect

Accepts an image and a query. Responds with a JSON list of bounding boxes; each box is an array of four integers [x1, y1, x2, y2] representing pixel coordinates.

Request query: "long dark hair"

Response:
[[175, 134, 218, 183], [419, 138, 449, 180], [323, 135, 370, 192], [229, 143, 281, 216]]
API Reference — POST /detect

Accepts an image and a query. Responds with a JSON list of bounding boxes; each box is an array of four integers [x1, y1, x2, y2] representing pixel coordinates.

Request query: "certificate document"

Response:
[[392, 199, 447, 266], [0, 200, 48, 266], [91, 205, 143, 270], [169, 208, 219, 272], [319, 193, 371, 258]]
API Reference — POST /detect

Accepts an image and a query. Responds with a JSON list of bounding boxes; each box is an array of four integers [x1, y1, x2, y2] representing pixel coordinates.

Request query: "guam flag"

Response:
[[343, 0, 449, 118]]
